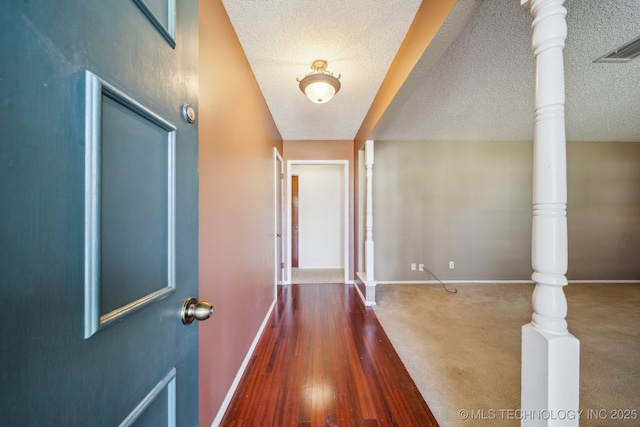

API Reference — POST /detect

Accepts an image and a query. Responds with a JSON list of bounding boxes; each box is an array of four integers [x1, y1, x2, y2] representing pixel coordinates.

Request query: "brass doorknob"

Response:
[[181, 297, 213, 325]]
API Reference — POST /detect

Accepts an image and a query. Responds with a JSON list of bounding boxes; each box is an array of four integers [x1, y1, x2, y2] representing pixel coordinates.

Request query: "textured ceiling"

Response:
[[222, 0, 421, 140], [222, 0, 640, 143]]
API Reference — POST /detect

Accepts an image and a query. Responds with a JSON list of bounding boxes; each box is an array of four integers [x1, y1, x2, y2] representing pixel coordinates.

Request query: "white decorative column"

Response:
[[363, 139, 377, 305], [356, 140, 377, 306], [521, 1, 579, 426]]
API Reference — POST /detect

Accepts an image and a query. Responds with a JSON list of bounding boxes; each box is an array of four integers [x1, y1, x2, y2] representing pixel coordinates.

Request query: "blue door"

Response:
[[0, 1, 200, 425]]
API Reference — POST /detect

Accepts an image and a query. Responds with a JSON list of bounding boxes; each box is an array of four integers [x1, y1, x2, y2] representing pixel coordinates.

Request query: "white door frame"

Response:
[[273, 148, 284, 293], [286, 160, 349, 284]]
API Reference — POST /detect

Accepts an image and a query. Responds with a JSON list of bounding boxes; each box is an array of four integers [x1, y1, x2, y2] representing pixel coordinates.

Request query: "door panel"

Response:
[[85, 72, 177, 334], [133, 0, 177, 47], [121, 368, 176, 426], [0, 1, 199, 425]]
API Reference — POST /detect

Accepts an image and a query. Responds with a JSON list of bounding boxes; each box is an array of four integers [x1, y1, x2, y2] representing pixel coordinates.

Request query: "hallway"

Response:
[[220, 283, 438, 426]]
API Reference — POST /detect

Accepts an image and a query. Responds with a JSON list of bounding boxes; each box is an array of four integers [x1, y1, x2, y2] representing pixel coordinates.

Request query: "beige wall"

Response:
[[198, 1, 283, 424], [374, 140, 640, 282], [567, 141, 640, 280], [284, 140, 355, 279]]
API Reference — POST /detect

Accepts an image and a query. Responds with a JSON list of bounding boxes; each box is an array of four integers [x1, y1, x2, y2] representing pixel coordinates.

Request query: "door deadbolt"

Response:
[[181, 104, 196, 124], [181, 297, 213, 324]]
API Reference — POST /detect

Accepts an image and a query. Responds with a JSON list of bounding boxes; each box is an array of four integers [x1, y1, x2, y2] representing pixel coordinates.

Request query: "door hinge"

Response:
[[280, 173, 284, 179], [281, 262, 284, 268]]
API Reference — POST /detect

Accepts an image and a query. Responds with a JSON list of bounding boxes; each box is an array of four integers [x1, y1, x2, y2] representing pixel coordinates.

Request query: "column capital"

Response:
[[365, 140, 374, 166], [521, 0, 565, 8], [528, 0, 567, 59]]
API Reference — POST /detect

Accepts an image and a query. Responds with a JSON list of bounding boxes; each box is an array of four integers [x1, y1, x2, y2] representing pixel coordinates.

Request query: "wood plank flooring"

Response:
[[220, 283, 439, 426]]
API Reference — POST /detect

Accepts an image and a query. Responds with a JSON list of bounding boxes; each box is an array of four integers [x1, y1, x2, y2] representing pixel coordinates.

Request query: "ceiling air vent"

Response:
[[594, 34, 640, 63]]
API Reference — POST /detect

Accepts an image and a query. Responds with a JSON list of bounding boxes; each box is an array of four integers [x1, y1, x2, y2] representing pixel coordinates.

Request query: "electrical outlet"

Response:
[[449, 261, 455, 269], [411, 263, 416, 271], [419, 264, 425, 272]]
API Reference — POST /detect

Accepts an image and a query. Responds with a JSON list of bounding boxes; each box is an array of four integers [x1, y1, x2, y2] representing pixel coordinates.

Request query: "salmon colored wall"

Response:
[[283, 140, 355, 280], [199, 1, 283, 425]]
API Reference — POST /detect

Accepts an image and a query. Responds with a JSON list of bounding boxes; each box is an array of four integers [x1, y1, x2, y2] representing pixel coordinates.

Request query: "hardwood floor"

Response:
[[220, 283, 439, 426]]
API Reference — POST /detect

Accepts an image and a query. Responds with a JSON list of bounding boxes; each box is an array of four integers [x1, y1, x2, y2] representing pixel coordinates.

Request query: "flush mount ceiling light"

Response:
[[297, 59, 341, 104]]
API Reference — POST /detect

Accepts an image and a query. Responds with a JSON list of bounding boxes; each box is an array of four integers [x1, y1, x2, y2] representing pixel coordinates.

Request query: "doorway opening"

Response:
[[286, 160, 349, 284]]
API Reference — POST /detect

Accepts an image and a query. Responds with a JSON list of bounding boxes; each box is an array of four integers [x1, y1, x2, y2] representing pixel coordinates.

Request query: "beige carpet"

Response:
[[373, 283, 640, 427], [291, 268, 344, 284]]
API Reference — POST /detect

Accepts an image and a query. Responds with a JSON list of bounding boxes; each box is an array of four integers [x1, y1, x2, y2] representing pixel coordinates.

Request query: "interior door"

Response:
[[291, 175, 300, 268], [0, 1, 200, 425]]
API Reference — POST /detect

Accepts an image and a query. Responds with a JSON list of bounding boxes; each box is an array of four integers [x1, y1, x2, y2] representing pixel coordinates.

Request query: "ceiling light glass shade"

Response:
[[297, 60, 341, 104]]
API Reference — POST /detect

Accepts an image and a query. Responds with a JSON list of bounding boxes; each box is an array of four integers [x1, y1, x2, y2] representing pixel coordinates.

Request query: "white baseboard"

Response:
[[568, 280, 640, 283], [376, 280, 535, 285], [279, 280, 354, 285], [353, 280, 366, 305], [278, 280, 352, 286], [210, 298, 277, 427], [376, 279, 640, 285], [355, 272, 377, 305]]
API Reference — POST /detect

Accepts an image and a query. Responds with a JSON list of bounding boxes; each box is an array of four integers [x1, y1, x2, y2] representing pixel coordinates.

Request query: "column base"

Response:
[[521, 323, 580, 427], [355, 272, 377, 306]]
